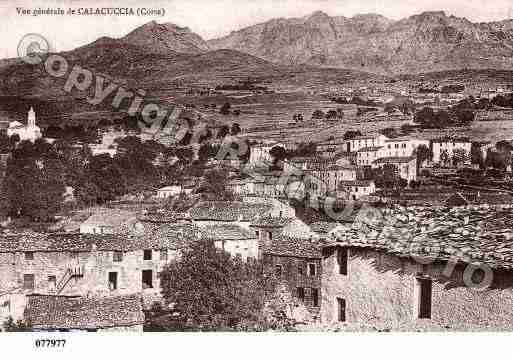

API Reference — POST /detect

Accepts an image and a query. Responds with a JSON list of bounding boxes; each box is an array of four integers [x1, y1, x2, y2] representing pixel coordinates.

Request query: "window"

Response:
[[312, 288, 319, 307], [108, 272, 118, 290], [337, 298, 346, 322], [160, 249, 168, 261], [113, 251, 123, 262], [48, 276, 56, 288], [275, 265, 282, 278], [297, 263, 304, 276], [25, 252, 34, 261], [23, 274, 34, 290], [142, 270, 153, 289], [417, 277, 432, 319], [268, 232, 272, 241], [337, 248, 348, 275], [307, 263, 316, 276], [143, 250, 152, 260], [255, 230, 259, 238], [297, 287, 305, 302]]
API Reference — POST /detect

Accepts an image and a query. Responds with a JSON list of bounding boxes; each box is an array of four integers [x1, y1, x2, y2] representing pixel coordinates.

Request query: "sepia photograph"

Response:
[[1, 0, 513, 356]]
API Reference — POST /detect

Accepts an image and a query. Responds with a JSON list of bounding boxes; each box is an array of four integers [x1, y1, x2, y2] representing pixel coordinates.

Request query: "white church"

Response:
[[7, 107, 42, 142]]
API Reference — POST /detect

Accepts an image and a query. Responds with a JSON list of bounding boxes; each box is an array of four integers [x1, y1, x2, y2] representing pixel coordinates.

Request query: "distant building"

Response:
[[372, 156, 417, 183], [345, 135, 388, 153], [79, 208, 140, 235], [249, 141, 284, 166], [338, 180, 376, 200], [431, 137, 471, 165], [156, 185, 183, 199], [356, 146, 383, 166], [7, 107, 42, 143]]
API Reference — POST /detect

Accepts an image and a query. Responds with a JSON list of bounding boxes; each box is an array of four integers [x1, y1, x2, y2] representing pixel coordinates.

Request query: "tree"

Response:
[[269, 145, 287, 169], [3, 140, 66, 221], [199, 168, 233, 201], [220, 102, 231, 115], [380, 127, 398, 138], [471, 143, 485, 168], [326, 110, 343, 120], [343, 130, 362, 140], [311, 110, 325, 120], [2, 316, 31, 332], [415, 144, 433, 167], [217, 125, 230, 139], [158, 240, 278, 331], [372, 164, 407, 189], [76, 154, 127, 204], [440, 149, 450, 167], [230, 123, 241, 136]]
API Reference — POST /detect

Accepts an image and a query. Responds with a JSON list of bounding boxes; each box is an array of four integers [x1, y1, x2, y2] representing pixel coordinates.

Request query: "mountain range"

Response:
[[208, 10, 513, 74]]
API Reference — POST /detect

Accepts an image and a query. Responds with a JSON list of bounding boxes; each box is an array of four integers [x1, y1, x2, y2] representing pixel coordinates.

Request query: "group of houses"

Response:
[[237, 134, 476, 203], [4, 192, 513, 331]]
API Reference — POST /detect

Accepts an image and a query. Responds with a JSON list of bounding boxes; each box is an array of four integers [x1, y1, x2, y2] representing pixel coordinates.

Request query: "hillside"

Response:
[[208, 10, 513, 74]]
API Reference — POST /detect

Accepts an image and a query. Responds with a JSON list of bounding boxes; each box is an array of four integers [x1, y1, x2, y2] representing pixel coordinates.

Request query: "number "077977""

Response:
[[34, 339, 66, 348]]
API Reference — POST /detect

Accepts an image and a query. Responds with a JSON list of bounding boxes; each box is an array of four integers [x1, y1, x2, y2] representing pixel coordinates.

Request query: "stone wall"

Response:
[[321, 246, 513, 330]]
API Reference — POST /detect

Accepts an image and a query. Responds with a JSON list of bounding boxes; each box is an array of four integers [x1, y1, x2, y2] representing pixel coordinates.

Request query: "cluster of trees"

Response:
[[147, 240, 292, 331], [311, 108, 344, 121], [366, 164, 408, 189], [414, 106, 474, 129], [1, 130, 245, 222]]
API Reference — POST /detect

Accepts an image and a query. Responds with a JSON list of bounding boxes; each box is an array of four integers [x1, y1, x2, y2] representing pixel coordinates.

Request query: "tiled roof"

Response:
[[308, 221, 340, 234], [326, 205, 513, 269], [261, 235, 323, 259], [26, 294, 144, 330], [80, 208, 137, 231], [0, 223, 203, 252], [373, 156, 416, 164], [138, 211, 190, 223], [203, 224, 256, 240], [188, 201, 272, 221], [250, 216, 293, 228]]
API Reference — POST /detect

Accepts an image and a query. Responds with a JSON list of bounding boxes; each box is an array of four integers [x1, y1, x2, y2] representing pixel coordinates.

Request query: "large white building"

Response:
[[7, 107, 42, 142], [431, 137, 472, 165]]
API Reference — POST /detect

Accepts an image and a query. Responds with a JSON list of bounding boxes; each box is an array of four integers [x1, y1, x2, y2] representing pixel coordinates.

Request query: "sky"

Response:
[[1, 0, 513, 58]]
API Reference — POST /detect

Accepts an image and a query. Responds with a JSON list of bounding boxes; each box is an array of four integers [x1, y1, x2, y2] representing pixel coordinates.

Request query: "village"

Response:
[[2, 85, 513, 332]]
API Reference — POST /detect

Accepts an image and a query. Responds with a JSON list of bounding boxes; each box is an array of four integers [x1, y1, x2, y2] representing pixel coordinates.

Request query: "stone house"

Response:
[[431, 137, 472, 165], [0, 222, 202, 322], [321, 205, 513, 330], [338, 180, 376, 200], [155, 185, 183, 199], [25, 293, 144, 332], [345, 135, 388, 153], [356, 146, 383, 166], [204, 224, 258, 260], [261, 235, 323, 321]]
